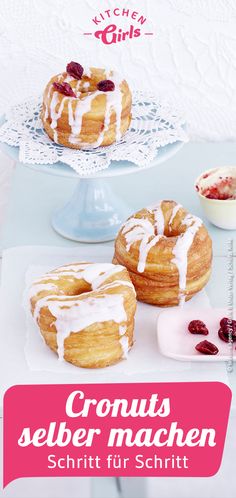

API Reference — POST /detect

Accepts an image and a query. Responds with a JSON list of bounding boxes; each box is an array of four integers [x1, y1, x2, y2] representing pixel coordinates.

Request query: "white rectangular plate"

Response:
[[157, 308, 236, 362]]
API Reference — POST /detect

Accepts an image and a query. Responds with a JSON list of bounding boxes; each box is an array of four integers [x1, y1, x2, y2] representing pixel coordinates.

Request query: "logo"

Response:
[[83, 7, 154, 45]]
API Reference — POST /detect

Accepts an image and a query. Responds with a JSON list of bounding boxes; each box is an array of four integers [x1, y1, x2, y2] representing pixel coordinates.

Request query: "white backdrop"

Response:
[[0, 0, 236, 140]]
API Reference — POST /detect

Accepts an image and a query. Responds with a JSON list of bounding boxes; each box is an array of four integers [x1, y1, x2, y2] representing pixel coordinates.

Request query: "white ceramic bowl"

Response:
[[195, 166, 236, 230]]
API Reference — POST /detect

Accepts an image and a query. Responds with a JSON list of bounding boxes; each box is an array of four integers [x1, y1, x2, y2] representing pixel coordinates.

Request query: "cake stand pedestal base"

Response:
[[51, 178, 132, 242]]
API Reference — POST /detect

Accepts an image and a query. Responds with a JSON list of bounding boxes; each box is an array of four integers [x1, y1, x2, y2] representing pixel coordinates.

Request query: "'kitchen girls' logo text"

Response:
[[83, 7, 154, 45]]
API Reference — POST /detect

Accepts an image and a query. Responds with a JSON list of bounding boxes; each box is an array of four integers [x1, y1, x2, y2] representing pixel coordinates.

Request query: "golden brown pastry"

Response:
[[41, 61, 132, 149], [113, 200, 212, 306], [29, 262, 136, 368]]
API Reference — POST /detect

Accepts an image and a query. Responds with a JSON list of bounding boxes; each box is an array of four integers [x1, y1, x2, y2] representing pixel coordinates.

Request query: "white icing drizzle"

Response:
[[168, 203, 182, 227], [119, 325, 126, 336], [171, 214, 202, 306], [123, 217, 154, 251], [119, 336, 129, 359], [83, 81, 90, 90], [111, 72, 123, 142], [92, 99, 113, 147], [44, 85, 52, 120], [33, 263, 126, 290], [122, 216, 162, 273], [90, 265, 125, 289], [138, 234, 162, 273], [46, 68, 124, 147], [30, 263, 135, 362], [33, 294, 127, 361], [118, 325, 130, 359], [64, 74, 74, 83], [99, 280, 135, 293], [49, 92, 58, 142], [68, 90, 100, 144], [49, 93, 68, 143], [153, 201, 165, 235], [28, 282, 57, 299], [84, 66, 91, 78], [75, 80, 82, 92], [34, 272, 84, 281]]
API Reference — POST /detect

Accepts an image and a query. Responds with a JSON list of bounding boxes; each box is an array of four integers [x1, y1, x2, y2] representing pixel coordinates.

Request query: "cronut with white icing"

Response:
[[29, 263, 136, 368], [113, 200, 212, 306], [41, 62, 132, 149]]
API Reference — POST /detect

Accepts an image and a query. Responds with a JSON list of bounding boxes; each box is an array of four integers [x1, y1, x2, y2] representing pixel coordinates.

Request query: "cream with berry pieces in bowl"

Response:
[[41, 61, 132, 149], [195, 166, 236, 229]]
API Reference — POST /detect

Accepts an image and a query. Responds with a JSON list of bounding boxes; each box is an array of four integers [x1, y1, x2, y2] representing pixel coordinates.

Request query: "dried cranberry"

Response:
[[220, 317, 236, 332], [195, 340, 219, 355], [218, 329, 233, 343], [188, 320, 209, 335], [53, 82, 76, 97], [218, 317, 236, 342], [66, 61, 84, 80], [220, 317, 230, 329], [97, 79, 115, 92]]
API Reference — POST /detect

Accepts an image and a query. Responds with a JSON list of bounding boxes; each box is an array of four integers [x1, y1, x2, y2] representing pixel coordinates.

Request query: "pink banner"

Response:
[[4, 382, 231, 486]]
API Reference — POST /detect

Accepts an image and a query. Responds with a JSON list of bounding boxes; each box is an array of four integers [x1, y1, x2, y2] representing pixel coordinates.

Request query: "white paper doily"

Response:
[[0, 92, 188, 176]]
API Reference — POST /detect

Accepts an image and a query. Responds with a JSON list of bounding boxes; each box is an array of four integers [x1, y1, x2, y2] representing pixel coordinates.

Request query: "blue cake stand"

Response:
[[0, 135, 185, 242]]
